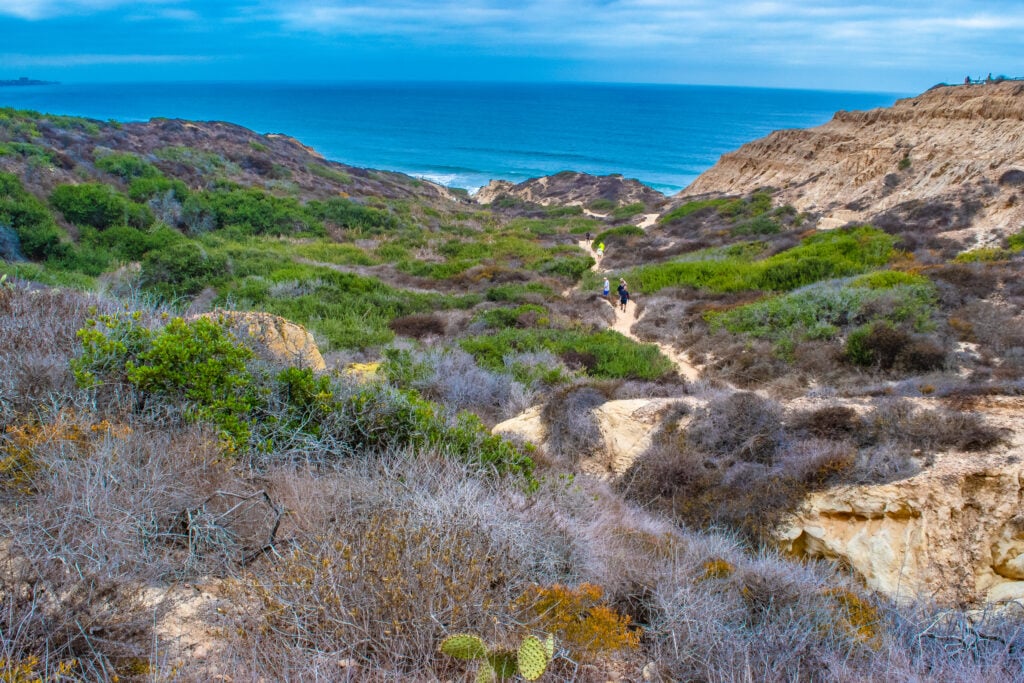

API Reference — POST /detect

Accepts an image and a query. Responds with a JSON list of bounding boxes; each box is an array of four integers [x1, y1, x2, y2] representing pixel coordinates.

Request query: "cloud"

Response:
[[0, 52, 210, 66], [266, 0, 1024, 53], [0, 0, 180, 20]]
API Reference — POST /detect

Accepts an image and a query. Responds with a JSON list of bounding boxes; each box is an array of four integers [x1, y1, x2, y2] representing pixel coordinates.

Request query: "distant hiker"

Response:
[[585, 231, 592, 241], [602, 277, 610, 297], [619, 284, 630, 312], [596, 241, 605, 257], [964, 75, 971, 85]]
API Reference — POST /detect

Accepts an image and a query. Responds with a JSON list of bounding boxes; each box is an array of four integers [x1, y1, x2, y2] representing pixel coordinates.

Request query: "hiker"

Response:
[[619, 283, 630, 312], [585, 231, 592, 242], [602, 277, 610, 298], [596, 241, 605, 257]]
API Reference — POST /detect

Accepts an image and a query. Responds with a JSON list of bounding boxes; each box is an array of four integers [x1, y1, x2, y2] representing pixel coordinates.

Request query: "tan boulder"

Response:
[[492, 405, 546, 446], [493, 398, 694, 478], [201, 310, 326, 371]]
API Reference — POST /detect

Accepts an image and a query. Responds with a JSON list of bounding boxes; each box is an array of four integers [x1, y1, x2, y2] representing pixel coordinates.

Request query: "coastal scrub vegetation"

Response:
[[2, 106, 1024, 680]]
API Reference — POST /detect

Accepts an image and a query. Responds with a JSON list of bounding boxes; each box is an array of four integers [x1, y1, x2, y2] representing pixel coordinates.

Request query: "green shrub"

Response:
[[731, 215, 781, 236], [50, 183, 153, 230], [660, 192, 774, 225], [461, 328, 674, 380], [845, 322, 910, 369], [485, 282, 556, 303], [709, 275, 937, 348], [660, 197, 742, 223], [589, 199, 615, 212], [849, 270, 931, 289], [94, 151, 161, 181], [955, 247, 1010, 263], [591, 225, 644, 250], [306, 197, 398, 234], [201, 187, 322, 236], [1007, 228, 1024, 252], [0, 141, 57, 163], [140, 241, 228, 297], [630, 225, 896, 294], [534, 254, 594, 280], [127, 175, 189, 202], [74, 313, 257, 447], [46, 240, 113, 276], [611, 202, 645, 220], [477, 304, 548, 329], [89, 224, 185, 262], [0, 172, 63, 259]]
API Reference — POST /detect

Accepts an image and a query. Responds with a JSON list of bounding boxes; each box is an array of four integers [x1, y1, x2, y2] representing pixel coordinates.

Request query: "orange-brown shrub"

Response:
[[515, 582, 641, 662]]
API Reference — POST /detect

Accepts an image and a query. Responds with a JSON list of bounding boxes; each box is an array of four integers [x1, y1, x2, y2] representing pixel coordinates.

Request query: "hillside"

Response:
[[2, 88, 1024, 681], [683, 81, 1024, 244]]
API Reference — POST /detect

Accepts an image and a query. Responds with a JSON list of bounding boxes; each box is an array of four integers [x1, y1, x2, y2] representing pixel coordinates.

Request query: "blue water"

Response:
[[0, 82, 903, 194]]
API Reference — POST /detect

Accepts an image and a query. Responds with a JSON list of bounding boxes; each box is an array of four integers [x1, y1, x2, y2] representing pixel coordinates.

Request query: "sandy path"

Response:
[[574, 239, 700, 380], [609, 297, 701, 381], [637, 212, 659, 229]]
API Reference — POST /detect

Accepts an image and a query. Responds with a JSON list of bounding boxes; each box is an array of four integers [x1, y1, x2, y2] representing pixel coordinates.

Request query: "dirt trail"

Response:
[[574, 239, 700, 380], [637, 212, 659, 229], [610, 297, 701, 381]]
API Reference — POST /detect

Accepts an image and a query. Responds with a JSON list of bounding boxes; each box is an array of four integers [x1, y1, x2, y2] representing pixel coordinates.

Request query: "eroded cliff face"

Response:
[[497, 393, 1024, 606], [682, 82, 1024, 242], [475, 171, 666, 208], [778, 397, 1024, 605]]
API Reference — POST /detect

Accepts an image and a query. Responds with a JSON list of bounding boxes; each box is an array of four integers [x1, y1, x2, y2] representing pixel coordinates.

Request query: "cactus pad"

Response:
[[440, 634, 487, 660], [517, 635, 549, 681], [544, 633, 555, 660], [475, 660, 497, 683]]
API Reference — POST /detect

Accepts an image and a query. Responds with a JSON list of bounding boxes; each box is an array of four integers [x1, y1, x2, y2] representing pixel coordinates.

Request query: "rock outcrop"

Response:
[[778, 397, 1024, 605], [201, 310, 326, 371], [681, 81, 1024, 242], [493, 398, 692, 478], [475, 171, 666, 208]]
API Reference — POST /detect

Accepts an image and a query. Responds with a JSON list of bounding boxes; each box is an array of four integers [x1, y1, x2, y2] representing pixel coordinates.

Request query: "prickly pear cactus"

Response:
[[475, 659, 497, 683], [517, 635, 549, 681], [440, 633, 487, 660], [544, 633, 555, 660]]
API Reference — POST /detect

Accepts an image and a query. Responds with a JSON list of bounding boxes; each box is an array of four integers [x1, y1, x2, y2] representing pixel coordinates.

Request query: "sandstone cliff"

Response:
[[475, 171, 666, 208], [682, 82, 1024, 242], [779, 397, 1024, 605]]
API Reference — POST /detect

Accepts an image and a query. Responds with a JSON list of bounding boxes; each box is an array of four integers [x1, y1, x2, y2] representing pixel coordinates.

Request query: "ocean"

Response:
[[0, 82, 903, 195]]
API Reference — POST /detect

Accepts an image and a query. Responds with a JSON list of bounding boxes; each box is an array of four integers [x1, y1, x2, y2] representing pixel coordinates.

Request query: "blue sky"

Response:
[[1, 0, 1021, 92]]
